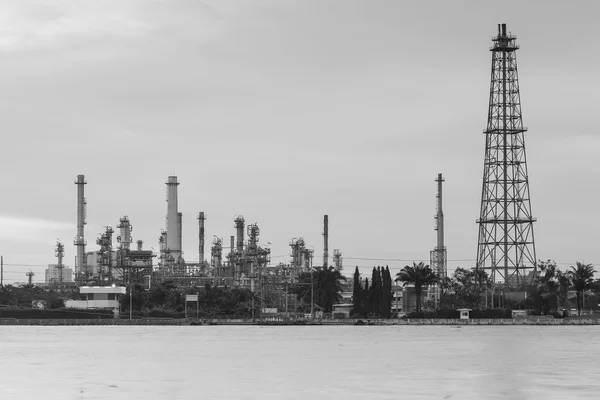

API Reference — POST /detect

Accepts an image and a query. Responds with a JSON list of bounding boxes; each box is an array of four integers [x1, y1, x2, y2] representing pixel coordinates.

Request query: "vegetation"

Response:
[[292, 266, 347, 313], [438, 260, 598, 316], [395, 262, 438, 312], [2, 258, 598, 321], [404, 308, 512, 319], [351, 266, 393, 318], [568, 262, 596, 316], [440, 267, 490, 309], [120, 280, 255, 318], [0, 284, 65, 309], [525, 260, 570, 315]]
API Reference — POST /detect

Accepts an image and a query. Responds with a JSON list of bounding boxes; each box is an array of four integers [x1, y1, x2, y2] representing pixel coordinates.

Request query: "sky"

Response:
[[0, 0, 599, 283]]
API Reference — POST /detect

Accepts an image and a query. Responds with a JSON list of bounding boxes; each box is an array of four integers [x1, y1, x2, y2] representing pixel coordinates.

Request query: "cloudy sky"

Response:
[[0, 0, 598, 283]]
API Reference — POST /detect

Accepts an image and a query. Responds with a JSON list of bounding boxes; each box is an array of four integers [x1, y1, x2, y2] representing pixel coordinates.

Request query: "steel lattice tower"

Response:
[[476, 24, 537, 289]]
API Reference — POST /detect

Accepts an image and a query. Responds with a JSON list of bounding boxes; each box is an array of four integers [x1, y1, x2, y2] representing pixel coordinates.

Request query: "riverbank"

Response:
[[1, 317, 598, 326]]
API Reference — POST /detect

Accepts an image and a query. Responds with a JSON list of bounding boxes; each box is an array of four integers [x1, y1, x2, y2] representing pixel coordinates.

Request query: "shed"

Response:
[[457, 308, 472, 320]]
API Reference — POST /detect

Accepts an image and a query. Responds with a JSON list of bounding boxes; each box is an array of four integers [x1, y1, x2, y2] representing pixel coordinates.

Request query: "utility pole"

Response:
[[129, 266, 133, 320], [310, 253, 314, 320], [1, 255, 3, 287]]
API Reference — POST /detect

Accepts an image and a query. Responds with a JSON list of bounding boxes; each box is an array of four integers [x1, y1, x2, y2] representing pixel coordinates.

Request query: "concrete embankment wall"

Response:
[[1, 317, 598, 326], [0, 318, 189, 326]]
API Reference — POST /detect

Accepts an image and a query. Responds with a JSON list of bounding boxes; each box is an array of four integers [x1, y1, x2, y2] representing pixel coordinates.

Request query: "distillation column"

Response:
[[235, 216, 245, 253], [73, 175, 87, 283], [165, 176, 182, 261], [117, 216, 133, 251], [55, 240, 65, 285]]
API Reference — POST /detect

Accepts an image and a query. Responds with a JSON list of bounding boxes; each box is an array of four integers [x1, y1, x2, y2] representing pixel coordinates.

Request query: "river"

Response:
[[0, 326, 598, 399]]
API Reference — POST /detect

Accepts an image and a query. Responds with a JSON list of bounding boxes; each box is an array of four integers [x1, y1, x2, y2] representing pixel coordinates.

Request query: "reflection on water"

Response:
[[0, 326, 599, 399]]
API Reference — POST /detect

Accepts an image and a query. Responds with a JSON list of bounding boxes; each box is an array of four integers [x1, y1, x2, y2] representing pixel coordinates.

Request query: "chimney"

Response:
[[323, 215, 329, 268]]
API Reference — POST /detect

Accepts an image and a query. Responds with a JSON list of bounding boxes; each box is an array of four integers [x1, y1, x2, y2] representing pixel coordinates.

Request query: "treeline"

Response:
[[121, 280, 255, 318], [0, 284, 66, 309], [352, 266, 394, 318], [440, 261, 600, 316]]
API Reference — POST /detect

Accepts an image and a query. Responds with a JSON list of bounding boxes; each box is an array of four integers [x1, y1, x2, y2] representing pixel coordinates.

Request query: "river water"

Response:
[[0, 325, 598, 399]]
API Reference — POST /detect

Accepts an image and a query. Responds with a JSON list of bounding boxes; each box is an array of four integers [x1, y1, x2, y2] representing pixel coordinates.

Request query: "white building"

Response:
[[45, 264, 74, 284], [65, 286, 126, 311]]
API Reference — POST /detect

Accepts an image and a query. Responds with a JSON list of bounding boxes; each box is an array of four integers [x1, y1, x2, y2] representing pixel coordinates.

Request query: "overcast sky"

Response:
[[0, 0, 598, 283]]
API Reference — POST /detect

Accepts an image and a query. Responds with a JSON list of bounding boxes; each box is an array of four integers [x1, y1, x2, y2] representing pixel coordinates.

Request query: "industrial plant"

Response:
[[3, 23, 541, 317], [47, 173, 344, 313]]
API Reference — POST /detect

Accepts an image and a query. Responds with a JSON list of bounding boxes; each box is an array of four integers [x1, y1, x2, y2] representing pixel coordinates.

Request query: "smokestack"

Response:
[[436, 173, 444, 250], [501, 23, 507, 37], [323, 215, 329, 268], [230, 235, 235, 255], [433, 173, 447, 282], [165, 176, 180, 254], [137, 240, 143, 251], [235, 216, 245, 253], [177, 212, 183, 256], [74, 175, 87, 281], [198, 212, 206, 264]]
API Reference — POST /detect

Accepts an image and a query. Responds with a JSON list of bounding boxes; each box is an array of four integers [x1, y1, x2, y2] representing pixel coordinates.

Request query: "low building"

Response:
[[45, 264, 74, 284], [65, 286, 126, 311]]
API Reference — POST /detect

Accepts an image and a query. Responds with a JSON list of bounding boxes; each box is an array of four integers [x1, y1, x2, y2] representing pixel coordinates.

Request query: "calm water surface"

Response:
[[0, 326, 598, 399]]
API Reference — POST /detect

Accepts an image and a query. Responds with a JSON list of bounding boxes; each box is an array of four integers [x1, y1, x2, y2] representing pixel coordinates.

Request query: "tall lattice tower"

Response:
[[476, 23, 537, 289]]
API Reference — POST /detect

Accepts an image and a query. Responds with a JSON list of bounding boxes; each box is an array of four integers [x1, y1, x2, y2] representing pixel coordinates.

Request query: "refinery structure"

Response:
[[475, 23, 537, 293], [61, 174, 344, 311], [7, 23, 540, 314]]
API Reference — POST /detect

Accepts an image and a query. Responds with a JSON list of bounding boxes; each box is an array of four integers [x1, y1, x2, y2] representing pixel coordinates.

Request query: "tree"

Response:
[[526, 260, 570, 315], [568, 262, 596, 315], [369, 267, 380, 315], [363, 278, 370, 314], [395, 262, 438, 312], [315, 266, 347, 313], [449, 267, 490, 309], [352, 267, 364, 316], [381, 266, 393, 318], [292, 266, 347, 313]]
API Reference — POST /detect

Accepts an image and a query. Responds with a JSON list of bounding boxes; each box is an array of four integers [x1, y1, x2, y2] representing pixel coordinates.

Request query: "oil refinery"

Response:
[[58, 174, 344, 310]]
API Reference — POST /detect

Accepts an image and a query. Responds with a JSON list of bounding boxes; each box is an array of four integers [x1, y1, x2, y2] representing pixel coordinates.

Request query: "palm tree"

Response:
[[395, 262, 438, 312], [568, 262, 596, 316], [314, 266, 347, 313], [293, 266, 347, 313]]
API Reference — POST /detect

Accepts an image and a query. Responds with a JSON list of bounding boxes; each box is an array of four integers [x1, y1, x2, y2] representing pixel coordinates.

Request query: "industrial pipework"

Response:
[[55, 240, 65, 285], [117, 216, 133, 251], [234, 216, 245, 253], [73, 175, 87, 282]]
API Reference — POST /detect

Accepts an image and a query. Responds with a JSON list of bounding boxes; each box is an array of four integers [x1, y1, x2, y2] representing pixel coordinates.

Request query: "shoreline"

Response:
[[1, 317, 598, 326]]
